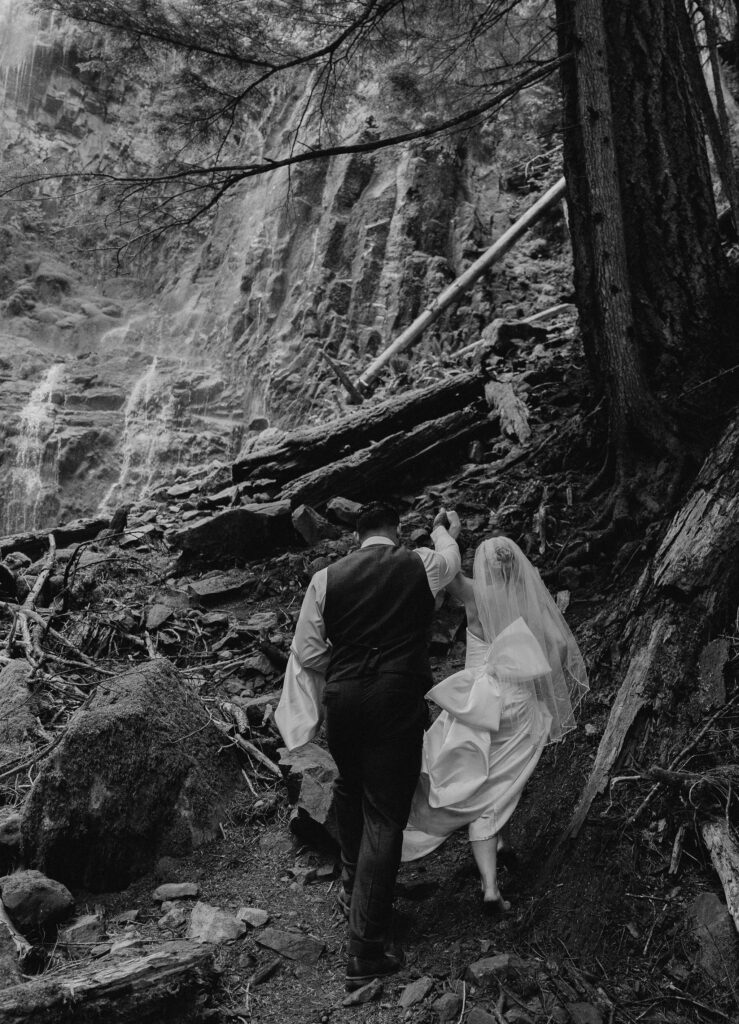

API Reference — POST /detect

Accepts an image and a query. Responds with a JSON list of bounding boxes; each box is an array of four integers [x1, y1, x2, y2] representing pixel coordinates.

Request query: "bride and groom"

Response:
[[276, 500, 588, 991]]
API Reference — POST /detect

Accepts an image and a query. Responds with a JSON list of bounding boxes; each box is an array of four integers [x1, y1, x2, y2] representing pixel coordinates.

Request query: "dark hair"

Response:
[[356, 501, 400, 536]]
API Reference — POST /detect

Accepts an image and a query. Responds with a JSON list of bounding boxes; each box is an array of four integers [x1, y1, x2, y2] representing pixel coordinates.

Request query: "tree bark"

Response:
[[0, 941, 215, 1024], [559, 409, 739, 844], [556, 0, 734, 477], [232, 370, 483, 485]]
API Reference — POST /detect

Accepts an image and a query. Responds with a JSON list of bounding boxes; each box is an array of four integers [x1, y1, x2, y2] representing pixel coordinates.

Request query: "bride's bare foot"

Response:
[[481, 892, 510, 919]]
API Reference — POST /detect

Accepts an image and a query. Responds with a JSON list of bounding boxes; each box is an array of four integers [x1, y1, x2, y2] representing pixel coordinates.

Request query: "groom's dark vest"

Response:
[[323, 544, 435, 685]]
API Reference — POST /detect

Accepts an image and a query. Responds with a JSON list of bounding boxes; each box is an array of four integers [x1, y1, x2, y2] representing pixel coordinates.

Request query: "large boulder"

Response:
[[21, 658, 242, 891], [0, 869, 74, 939], [168, 501, 293, 567]]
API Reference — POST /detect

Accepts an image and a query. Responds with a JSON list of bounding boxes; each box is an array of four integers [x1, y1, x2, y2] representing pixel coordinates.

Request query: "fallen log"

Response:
[[0, 518, 109, 563], [559, 411, 739, 844], [0, 940, 215, 1024], [232, 370, 482, 485], [280, 405, 496, 509], [356, 176, 567, 391], [701, 820, 739, 935]]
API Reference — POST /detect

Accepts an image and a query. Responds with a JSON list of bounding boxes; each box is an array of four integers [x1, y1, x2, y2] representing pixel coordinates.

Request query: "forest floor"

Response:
[[1, 319, 738, 1024]]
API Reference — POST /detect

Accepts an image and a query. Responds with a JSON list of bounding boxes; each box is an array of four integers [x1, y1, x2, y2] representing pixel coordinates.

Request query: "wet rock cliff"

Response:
[[0, 2, 570, 532]]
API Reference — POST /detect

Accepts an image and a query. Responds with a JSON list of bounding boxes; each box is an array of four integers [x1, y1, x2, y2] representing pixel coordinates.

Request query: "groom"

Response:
[[287, 500, 461, 990]]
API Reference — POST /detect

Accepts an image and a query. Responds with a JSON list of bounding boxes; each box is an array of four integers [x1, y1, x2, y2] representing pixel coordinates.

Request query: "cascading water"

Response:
[[100, 357, 160, 510], [2, 363, 65, 534]]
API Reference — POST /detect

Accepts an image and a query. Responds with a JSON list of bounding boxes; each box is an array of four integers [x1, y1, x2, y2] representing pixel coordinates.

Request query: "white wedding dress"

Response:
[[402, 618, 552, 861]]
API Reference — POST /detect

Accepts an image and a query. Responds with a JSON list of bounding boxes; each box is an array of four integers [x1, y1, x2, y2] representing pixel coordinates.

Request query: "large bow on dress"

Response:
[[422, 618, 551, 808]]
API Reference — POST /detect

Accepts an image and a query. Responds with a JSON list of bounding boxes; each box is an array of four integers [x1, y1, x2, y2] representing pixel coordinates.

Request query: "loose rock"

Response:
[[187, 902, 247, 944], [326, 496, 362, 526], [565, 1004, 603, 1024], [158, 906, 189, 930], [256, 926, 325, 963], [398, 976, 434, 1007], [433, 991, 464, 1021], [343, 977, 384, 1005], [238, 907, 269, 928], [279, 743, 339, 849], [467, 1008, 498, 1024], [690, 891, 739, 985], [465, 953, 526, 986], [153, 882, 200, 902], [292, 504, 342, 545], [0, 869, 74, 938]]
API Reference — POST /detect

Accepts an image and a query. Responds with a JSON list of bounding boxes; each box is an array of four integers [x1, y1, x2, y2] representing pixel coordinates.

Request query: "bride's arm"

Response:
[[445, 574, 483, 638]]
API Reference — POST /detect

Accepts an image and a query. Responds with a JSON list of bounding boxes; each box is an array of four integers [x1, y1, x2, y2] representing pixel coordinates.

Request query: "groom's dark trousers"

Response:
[[323, 544, 434, 960]]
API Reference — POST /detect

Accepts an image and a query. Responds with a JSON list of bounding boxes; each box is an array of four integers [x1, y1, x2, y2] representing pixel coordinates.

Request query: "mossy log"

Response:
[[0, 941, 215, 1023], [279, 405, 497, 509], [232, 371, 483, 485]]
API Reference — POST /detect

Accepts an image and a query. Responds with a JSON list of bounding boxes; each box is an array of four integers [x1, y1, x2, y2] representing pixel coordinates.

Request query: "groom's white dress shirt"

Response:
[[276, 527, 461, 749], [292, 526, 461, 672]]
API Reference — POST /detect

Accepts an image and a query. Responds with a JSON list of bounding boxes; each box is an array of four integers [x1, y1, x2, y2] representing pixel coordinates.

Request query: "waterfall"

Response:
[[2, 363, 65, 534], [100, 357, 159, 510]]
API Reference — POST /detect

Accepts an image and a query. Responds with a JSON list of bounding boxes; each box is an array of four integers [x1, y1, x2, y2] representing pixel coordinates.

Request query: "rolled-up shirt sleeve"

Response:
[[290, 568, 331, 673], [415, 525, 461, 596]]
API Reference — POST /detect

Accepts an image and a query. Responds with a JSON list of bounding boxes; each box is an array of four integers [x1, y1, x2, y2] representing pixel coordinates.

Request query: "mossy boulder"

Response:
[[21, 658, 241, 891]]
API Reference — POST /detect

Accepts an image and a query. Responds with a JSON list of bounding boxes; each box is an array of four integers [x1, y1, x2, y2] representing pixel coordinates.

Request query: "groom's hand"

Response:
[[433, 508, 461, 539]]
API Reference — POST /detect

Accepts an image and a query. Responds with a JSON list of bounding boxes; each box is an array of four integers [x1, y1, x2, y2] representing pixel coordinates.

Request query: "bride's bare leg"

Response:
[[497, 824, 511, 853], [470, 837, 509, 910]]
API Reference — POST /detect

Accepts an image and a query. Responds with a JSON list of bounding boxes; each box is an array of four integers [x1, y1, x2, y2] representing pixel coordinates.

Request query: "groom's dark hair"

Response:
[[356, 501, 400, 537]]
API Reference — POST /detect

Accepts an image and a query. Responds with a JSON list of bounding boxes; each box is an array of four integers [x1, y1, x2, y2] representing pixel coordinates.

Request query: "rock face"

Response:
[[0, 9, 568, 531], [21, 658, 242, 891], [0, 869, 74, 939]]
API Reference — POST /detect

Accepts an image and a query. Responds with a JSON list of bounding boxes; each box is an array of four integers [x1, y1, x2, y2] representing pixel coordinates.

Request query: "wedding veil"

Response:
[[472, 537, 589, 742]]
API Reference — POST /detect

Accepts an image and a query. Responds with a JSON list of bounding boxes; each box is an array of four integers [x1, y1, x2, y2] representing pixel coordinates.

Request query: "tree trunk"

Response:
[[556, 0, 734, 479], [233, 370, 483, 485]]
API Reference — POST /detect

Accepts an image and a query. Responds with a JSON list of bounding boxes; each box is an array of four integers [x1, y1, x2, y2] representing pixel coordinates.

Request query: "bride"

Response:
[[403, 536, 588, 914]]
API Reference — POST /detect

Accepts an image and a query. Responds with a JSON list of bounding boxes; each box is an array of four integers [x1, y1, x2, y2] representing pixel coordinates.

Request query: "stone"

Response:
[[690, 892, 739, 985], [3, 552, 32, 571], [170, 502, 293, 567], [467, 1009, 498, 1024], [0, 811, 22, 872], [433, 992, 464, 1021], [167, 481, 200, 499], [59, 913, 106, 952], [238, 907, 270, 928], [21, 658, 242, 891], [145, 603, 175, 630], [187, 902, 247, 943], [291, 504, 342, 545], [465, 953, 526, 986], [504, 1010, 534, 1024], [158, 906, 189, 930], [565, 1004, 603, 1024], [342, 977, 384, 1005], [256, 927, 325, 963], [0, 869, 74, 938], [111, 909, 139, 924], [326, 497, 362, 526], [398, 976, 434, 1007], [188, 570, 257, 603], [152, 882, 200, 901], [279, 743, 339, 848]]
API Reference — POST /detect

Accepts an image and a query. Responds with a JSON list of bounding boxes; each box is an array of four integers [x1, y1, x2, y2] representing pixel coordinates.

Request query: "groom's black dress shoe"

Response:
[[345, 953, 401, 991]]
